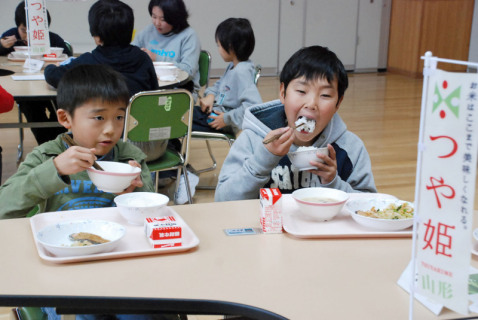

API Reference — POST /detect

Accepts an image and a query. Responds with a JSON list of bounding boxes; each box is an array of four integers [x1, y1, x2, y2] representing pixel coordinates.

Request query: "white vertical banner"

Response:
[[414, 67, 478, 314], [25, 0, 50, 55]]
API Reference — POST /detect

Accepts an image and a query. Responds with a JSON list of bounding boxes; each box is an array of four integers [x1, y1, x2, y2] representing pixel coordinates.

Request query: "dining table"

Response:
[[0, 55, 190, 162], [0, 194, 476, 319]]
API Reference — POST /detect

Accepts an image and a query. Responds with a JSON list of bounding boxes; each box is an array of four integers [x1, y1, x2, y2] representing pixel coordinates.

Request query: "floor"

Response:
[[1, 72, 476, 318]]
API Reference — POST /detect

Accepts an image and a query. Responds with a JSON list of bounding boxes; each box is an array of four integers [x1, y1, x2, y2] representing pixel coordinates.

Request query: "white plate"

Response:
[[345, 198, 414, 231], [30, 206, 199, 263], [37, 219, 125, 257], [282, 193, 413, 238]]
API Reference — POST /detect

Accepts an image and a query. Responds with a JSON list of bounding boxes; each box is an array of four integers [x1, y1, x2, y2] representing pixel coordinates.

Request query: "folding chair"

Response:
[[124, 89, 194, 203], [191, 58, 262, 188], [64, 40, 73, 56]]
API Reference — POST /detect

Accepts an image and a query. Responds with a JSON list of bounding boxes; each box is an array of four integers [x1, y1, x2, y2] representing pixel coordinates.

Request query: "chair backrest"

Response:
[[198, 50, 211, 88], [64, 40, 73, 56], [124, 89, 194, 161], [254, 64, 262, 85]]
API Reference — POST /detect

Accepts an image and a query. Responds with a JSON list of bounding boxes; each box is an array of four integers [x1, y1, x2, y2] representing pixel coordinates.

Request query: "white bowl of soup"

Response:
[[292, 187, 349, 222]]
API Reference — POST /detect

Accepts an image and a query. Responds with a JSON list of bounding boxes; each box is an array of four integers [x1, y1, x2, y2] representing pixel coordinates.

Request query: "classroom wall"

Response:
[[1, 0, 474, 77]]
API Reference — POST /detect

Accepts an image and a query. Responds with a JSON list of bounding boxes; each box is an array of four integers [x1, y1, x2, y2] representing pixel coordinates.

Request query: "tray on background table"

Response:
[[30, 207, 199, 264], [282, 193, 413, 239], [8, 53, 68, 62]]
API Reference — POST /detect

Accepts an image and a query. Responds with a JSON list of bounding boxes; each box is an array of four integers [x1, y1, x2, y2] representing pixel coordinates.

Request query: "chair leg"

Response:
[[173, 168, 194, 204], [182, 167, 193, 204], [154, 171, 159, 193], [194, 140, 217, 175], [17, 106, 24, 165]]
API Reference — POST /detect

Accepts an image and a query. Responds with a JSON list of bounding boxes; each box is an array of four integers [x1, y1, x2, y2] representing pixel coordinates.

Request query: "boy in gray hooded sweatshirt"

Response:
[[215, 46, 376, 201]]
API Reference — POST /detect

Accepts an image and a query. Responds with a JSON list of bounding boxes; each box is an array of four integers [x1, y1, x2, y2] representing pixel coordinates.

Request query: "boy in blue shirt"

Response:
[[0, 64, 154, 219], [215, 46, 376, 201]]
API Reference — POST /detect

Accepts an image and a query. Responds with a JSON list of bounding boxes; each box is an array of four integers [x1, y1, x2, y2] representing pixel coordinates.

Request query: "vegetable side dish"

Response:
[[356, 202, 414, 220]]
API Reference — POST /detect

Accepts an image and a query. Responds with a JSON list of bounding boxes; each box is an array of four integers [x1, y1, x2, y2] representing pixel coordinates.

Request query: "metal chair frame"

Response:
[[191, 54, 262, 189]]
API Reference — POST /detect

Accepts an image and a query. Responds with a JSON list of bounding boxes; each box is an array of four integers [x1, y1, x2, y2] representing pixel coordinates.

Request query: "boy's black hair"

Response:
[[57, 64, 130, 115], [280, 46, 348, 102], [215, 18, 255, 62], [15, 1, 51, 27], [148, 0, 189, 34], [88, 0, 134, 46]]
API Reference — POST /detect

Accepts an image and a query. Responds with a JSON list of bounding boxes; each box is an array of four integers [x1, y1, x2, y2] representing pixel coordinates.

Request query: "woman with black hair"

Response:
[[132, 0, 201, 101]]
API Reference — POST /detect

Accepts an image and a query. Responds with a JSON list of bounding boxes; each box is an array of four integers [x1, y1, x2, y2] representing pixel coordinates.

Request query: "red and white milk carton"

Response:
[[260, 188, 283, 233], [144, 216, 182, 248]]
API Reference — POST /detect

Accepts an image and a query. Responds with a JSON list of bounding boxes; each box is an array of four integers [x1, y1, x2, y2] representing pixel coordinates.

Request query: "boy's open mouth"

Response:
[[295, 116, 316, 133]]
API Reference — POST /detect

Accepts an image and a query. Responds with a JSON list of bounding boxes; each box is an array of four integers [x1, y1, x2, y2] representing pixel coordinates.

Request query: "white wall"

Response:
[[469, 0, 478, 68]]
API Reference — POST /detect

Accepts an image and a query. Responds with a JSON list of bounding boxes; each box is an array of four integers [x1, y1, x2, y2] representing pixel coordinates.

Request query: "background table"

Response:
[[0, 199, 475, 319], [0, 56, 190, 162]]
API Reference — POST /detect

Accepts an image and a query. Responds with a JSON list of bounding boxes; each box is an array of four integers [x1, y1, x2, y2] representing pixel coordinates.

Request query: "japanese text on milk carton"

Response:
[[260, 188, 282, 233], [145, 216, 182, 248]]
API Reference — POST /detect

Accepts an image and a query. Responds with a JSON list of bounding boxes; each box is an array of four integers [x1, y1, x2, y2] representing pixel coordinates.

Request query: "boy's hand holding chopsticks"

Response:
[[262, 126, 295, 156]]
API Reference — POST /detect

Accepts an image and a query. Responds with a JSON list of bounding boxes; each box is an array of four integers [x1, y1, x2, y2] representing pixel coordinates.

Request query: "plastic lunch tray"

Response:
[[282, 193, 413, 239], [30, 207, 200, 264]]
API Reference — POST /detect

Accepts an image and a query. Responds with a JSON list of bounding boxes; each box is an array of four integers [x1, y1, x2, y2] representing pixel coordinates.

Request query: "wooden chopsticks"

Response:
[[262, 123, 305, 145], [61, 133, 104, 171]]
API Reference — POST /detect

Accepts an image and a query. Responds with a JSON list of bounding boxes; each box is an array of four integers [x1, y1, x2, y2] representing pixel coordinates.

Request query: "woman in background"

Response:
[[132, 0, 201, 101]]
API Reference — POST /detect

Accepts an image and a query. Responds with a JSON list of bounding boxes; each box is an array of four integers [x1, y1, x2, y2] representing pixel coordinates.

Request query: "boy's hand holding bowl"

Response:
[[87, 161, 142, 194]]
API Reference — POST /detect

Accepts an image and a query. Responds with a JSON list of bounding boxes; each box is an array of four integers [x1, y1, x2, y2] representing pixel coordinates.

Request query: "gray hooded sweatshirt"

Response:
[[205, 60, 262, 133], [215, 100, 377, 201]]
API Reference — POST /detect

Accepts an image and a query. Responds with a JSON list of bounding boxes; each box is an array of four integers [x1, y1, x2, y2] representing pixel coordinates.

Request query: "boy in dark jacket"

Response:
[[44, 0, 159, 97]]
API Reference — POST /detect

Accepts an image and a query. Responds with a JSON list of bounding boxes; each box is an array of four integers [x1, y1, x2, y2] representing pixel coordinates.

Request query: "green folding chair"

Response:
[[124, 89, 194, 203], [15, 307, 47, 320]]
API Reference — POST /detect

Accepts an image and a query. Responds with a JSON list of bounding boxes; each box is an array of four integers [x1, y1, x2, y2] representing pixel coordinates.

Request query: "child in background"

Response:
[[132, 0, 201, 101], [0, 85, 14, 184], [0, 1, 73, 145], [0, 64, 154, 219], [44, 0, 158, 97], [0, 1, 72, 56], [192, 17, 262, 135], [215, 46, 376, 201]]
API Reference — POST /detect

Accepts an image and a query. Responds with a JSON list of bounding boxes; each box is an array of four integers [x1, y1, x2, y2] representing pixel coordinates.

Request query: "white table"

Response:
[[0, 198, 475, 319]]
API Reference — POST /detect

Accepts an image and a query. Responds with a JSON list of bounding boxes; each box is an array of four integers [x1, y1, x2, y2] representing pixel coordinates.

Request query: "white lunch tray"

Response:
[[282, 193, 413, 239], [30, 206, 199, 264]]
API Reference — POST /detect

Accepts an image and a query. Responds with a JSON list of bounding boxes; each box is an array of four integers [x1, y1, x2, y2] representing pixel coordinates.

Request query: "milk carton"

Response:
[[145, 216, 182, 248], [260, 188, 283, 233]]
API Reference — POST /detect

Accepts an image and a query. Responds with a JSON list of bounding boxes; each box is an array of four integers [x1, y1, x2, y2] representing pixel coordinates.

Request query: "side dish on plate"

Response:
[[356, 201, 413, 220], [36, 220, 125, 257], [345, 198, 414, 231]]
